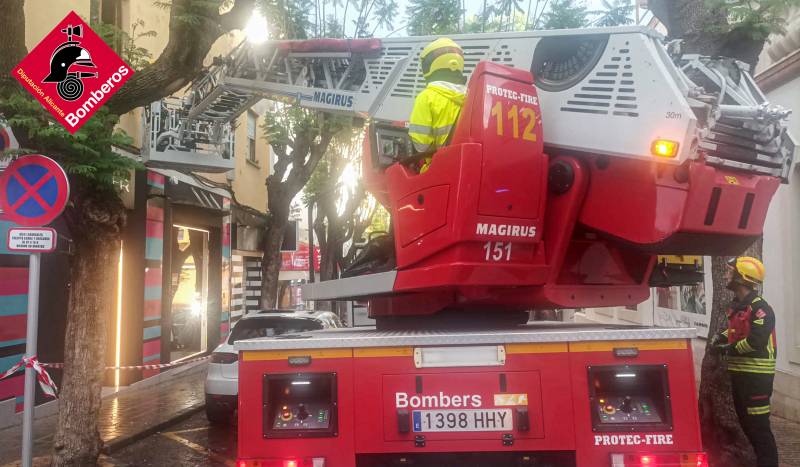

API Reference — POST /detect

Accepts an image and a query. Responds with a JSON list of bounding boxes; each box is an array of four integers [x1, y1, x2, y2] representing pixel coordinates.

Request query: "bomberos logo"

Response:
[[11, 11, 133, 134]]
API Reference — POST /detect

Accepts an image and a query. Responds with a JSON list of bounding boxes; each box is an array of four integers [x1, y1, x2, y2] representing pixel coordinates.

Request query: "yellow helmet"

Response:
[[420, 38, 464, 79], [727, 256, 765, 286]]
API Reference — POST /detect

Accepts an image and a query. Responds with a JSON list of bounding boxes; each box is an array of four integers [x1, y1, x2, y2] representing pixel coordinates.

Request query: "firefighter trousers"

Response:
[[730, 372, 778, 467]]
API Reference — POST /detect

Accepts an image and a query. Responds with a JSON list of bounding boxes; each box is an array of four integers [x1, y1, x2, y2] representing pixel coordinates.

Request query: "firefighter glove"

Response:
[[710, 334, 726, 347], [713, 343, 734, 355]]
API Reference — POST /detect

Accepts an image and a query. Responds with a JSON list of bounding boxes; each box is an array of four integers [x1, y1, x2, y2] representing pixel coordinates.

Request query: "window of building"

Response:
[[247, 111, 257, 164], [101, 0, 123, 51]]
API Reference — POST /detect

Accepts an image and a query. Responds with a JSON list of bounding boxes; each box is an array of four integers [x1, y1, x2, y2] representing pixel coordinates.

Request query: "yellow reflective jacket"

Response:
[[408, 81, 466, 172]]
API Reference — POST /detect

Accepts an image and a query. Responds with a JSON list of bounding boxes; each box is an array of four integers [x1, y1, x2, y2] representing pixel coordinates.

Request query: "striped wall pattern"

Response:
[[0, 220, 27, 256], [220, 198, 232, 342], [244, 256, 263, 312], [143, 171, 166, 377], [0, 267, 28, 412], [230, 255, 245, 323]]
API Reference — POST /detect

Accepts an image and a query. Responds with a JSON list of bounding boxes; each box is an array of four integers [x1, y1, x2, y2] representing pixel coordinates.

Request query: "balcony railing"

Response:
[[142, 97, 235, 173]]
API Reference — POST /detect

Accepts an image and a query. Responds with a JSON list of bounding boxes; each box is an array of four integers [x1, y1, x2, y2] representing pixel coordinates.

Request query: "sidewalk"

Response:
[[0, 361, 207, 465], [773, 415, 800, 467]]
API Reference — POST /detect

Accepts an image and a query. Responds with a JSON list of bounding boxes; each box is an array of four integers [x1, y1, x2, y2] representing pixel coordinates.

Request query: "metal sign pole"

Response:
[[21, 252, 41, 467]]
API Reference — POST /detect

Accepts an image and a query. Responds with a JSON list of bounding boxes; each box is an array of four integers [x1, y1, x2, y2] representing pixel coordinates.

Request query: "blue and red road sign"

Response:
[[0, 155, 69, 227]]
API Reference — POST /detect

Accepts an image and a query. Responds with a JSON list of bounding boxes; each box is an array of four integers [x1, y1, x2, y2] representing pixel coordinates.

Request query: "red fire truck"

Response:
[[176, 26, 793, 467], [236, 325, 700, 467]]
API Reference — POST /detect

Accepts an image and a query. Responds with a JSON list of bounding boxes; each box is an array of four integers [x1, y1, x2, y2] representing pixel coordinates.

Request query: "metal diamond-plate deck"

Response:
[[234, 323, 696, 351]]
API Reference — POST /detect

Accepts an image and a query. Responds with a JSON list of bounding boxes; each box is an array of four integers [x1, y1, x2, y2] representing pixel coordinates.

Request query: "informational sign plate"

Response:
[[7, 227, 57, 252]]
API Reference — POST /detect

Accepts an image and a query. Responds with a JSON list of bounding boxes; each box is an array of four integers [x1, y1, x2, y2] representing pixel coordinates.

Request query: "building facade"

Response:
[[0, 0, 272, 419]]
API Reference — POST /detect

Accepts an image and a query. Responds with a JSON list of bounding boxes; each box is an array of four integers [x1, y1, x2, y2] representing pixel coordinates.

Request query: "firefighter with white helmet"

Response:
[[408, 38, 467, 173], [711, 256, 778, 466]]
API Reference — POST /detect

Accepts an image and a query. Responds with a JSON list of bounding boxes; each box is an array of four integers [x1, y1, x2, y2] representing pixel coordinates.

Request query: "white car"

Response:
[[205, 309, 342, 424]]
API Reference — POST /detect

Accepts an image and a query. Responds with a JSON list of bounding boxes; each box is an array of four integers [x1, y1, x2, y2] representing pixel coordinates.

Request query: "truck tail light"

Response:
[[236, 458, 325, 467], [611, 452, 708, 466], [211, 352, 238, 364]]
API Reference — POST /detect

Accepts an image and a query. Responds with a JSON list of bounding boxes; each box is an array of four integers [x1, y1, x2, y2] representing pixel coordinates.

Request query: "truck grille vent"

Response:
[[490, 44, 514, 64], [561, 45, 638, 118], [361, 57, 401, 94]]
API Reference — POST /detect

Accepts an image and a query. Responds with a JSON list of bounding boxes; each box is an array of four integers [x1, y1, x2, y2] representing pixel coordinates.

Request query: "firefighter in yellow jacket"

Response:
[[408, 38, 467, 173], [711, 256, 778, 467]]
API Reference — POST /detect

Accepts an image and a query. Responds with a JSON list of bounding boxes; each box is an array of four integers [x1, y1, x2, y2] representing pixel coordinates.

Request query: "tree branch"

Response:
[[269, 153, 291, 185], [0, 0, 27, 86], [649, 0, 768, 76], [219, 0, 256, 30], [106, 0, 254, 115]]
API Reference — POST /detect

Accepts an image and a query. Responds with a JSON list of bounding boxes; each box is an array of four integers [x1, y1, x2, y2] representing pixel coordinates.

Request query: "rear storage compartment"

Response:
[[236, 327, 705, 467]]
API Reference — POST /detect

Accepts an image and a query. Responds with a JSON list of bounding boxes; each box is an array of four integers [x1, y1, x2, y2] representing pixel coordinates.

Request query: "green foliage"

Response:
[[258, 0, 313, 39], [463, 0, 593, 32], [491, 0, 526, 31], [346, 0, 399, 38], [302, 123, 363, 202], [153, 0, 234, 26], [303, 153, 330, 203], [1, 92, 140, 190], [0, 9, 155, 192], [326, 15, 345, 37], [705, 0, 800, 41], [370, 0, 399, 36], [94, 19, 157, 71], [262, 105, 353, 180], [591, 0, 634, 27], [463, 9, 528, 32], [406, 0, 462, 36], [540, 0, 589, 29], [262, 106, 315, 155]]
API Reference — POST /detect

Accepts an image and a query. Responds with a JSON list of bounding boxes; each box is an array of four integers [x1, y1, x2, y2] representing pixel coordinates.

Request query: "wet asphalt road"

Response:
[[99, 410, 800, 467], [104, 411, 236, 467]]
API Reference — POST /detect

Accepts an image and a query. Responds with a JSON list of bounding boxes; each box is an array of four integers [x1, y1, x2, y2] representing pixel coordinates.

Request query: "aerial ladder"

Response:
[[159, 26, 794, 323], [179, 27, 797, 467]]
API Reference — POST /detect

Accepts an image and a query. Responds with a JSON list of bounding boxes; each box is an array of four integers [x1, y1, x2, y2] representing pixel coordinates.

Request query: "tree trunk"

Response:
[[53, 193, 125, 467], [313, 211, 335, 311], [647, 3, 775, 463], [0, 0, 26, 93], [0, 1, 256, 465], [648, 0, 766, 70], [261, 216, 288, 309], [698, 257, 757, 467]]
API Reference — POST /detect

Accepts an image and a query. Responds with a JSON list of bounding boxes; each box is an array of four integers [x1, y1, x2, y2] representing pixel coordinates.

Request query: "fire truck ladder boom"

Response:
[[183, 27, 793, 180], [185, 39, 399, 123]]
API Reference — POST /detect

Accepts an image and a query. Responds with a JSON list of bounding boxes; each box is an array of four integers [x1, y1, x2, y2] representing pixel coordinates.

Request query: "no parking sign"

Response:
[[0, 154, 69, 467], [0, 154, 69, 227]]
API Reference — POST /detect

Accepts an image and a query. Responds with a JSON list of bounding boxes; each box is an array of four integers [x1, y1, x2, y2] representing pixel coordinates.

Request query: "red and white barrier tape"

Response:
[[0, 355, 58, 398], [39, 354, 210, 371]]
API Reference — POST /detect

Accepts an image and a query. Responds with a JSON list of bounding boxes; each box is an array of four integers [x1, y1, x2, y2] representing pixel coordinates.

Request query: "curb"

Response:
[[0, 361, 209, 431], [101, 403, 206, 454]]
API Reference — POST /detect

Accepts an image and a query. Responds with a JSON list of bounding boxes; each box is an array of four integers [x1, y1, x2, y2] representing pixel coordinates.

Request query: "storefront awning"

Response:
[[149, 168, 231, 211]]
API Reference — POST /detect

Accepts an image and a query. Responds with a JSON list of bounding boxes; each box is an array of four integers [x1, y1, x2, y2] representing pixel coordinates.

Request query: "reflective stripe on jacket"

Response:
[[725, 292, 777, 374], [408, 81, 466, 162]]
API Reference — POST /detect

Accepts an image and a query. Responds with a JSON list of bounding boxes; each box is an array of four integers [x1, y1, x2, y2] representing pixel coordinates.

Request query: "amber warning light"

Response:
[[651, 139, 679, 158]]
